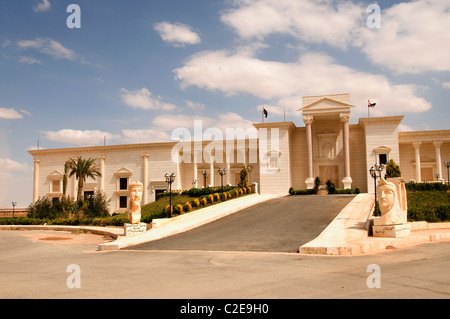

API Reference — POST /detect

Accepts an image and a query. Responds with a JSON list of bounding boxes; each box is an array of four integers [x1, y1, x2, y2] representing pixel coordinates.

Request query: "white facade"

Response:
[[28, 94, 450, 213]]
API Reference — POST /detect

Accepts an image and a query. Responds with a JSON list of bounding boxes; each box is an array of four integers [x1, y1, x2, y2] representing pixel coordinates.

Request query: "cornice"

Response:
[[399, 130, 450, 143]]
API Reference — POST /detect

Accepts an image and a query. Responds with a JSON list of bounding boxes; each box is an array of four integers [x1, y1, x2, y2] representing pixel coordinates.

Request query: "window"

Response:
[[119, 196, 127, 209], [379, 154, 388, 165], [52, 180, 61, 193], [120, 178, 128, 190], [269, 157, 279, 169]]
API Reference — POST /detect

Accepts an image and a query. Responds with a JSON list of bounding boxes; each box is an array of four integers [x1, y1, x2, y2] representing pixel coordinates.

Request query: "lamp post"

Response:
[[444, 161, 450, 185], [369, 163, 384, 215], [11, 201, 17, 218], [201, 169, 208, 188], [218, 168, 227, 192], [165, 173, 176, 218]]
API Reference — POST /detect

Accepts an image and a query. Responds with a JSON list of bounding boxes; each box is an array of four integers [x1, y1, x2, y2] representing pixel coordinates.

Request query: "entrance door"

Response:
[[319, 166, 339, 187], [420, 167, 433, 182]]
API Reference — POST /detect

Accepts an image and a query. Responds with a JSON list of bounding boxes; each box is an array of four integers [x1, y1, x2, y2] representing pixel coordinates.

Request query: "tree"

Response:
[[238, 165, 248, 188], [385, 159, 401, 179], [62, 160, 70, 198], [67, 157, 102, 201]]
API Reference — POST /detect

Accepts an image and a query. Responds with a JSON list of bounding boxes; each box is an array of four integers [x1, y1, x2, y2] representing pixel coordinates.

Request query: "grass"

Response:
[[407, 190, 450, 222], [111, 194, 198, 219]]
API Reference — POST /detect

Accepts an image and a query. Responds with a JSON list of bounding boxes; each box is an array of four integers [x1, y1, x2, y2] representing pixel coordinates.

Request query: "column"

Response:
[[99, 156, 106, 193], [193, 151, 198, 188], [226, 157, 231, 186], [413, 142, 422, 182], [433, 141, 443, 181], [209, 150, 214, 187], [141, 153, 149, 204], [303, 115, 314, 189], [33, 159, 40, 203], [340, 114, 352, 189]]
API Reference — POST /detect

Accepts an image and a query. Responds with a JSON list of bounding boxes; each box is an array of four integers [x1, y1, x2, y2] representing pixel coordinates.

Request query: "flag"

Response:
[[368, 100, 376, 108], [263, 107, 268, 118]]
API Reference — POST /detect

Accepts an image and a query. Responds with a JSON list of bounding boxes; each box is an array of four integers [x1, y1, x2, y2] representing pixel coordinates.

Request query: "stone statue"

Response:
[[374, 177, 407, 226], [128, 181, 143, 224]]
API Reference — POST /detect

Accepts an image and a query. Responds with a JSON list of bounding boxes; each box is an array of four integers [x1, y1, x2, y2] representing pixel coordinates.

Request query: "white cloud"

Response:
[[358, 0, 450, 74], [154, 22, 201, 47], [221, 0, 450, 74], [0, 158, 31, 172], [33, 0, 51, 12], [221, 0, 364, 49], [184, 100, 205, 111], [17, 38, 76, 60], [120, 88, 177, 111], [42, 129, 119, 146], [121, 128, 171, 144], [0, 107, 23, 119], [0, 158, 32, 207], [18, 56, 41, 64], [442, 82, 450, 89], [121, 112, 257, 143], [175, 50, 432, 116]]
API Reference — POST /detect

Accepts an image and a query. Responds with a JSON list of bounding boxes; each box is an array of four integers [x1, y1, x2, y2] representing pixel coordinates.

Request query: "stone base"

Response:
[[124, 223, 147, 236], [372, 224, 411, 238]]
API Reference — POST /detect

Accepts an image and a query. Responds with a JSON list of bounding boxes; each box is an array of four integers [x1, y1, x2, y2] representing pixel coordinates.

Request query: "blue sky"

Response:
[[1, 0, 449, 207]]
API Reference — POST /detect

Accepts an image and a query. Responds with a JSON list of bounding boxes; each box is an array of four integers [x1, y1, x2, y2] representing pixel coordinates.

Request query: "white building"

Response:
[[29, 94, 450, 213]]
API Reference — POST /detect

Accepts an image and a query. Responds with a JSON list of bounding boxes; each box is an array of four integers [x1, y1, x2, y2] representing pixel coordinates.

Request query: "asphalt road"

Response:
[[127, 195, 356, 252], [0, 229, 449, 299]]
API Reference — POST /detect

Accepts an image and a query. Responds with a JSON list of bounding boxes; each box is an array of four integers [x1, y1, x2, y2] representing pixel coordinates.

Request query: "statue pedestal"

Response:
[[372, 224, 411, 238], [124, 223, 147, 237]]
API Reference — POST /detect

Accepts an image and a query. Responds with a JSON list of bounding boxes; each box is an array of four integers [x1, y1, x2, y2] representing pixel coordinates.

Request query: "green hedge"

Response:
[[181, 186, 237, 197], [405, 182, 449, 192]]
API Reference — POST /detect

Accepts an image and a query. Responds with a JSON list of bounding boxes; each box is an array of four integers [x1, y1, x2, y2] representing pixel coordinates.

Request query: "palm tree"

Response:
[[67, 157, 102, 201]]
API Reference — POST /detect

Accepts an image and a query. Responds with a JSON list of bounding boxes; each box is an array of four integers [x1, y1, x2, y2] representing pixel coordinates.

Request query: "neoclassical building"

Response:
[[29, 94, 450, 213]]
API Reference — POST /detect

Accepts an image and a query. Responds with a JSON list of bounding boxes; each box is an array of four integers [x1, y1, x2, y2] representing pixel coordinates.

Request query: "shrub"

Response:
[[207, 194, 214, 203], [325, 180, 336, 194], [234, 189, 240, 197], [385, 159, 401, 179], [213, 193, 220, 202], [200, 197, 207, 207], [221, 192, 228, 201], [313, 176, 321, 194], [289, 189, 315, 195], [355, 186, 361, 194], [165, 205, 173, 215], [175, 204, 183, 215], [238, 165, 248, 188], [183, 202, 192, 213], [192, 198, 200, 208], [247, 186, 252, 194], [406, 182, 449, 192]]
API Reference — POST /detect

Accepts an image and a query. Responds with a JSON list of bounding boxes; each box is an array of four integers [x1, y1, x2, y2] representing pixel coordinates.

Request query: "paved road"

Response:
[[0, 230, 449, 299], [127, 195, 356, 252]]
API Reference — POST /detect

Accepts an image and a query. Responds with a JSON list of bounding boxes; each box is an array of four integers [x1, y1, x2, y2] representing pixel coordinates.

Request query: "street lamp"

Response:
[[201, 169, 208, 188], [218, 168, 227, 192], [444, 161, 450, 185], [11, 201, 17, 218], [165, 173, 176, 218], [369, 163, 384, 216]]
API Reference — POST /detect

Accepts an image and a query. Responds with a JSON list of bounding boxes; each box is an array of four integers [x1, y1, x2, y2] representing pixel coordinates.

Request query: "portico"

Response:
[[299, 94, 355, 190]]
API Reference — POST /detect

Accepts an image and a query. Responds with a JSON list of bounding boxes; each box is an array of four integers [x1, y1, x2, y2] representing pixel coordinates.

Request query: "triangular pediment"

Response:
[[299, 97, 355, 112], [114, 167, 133, 176]]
